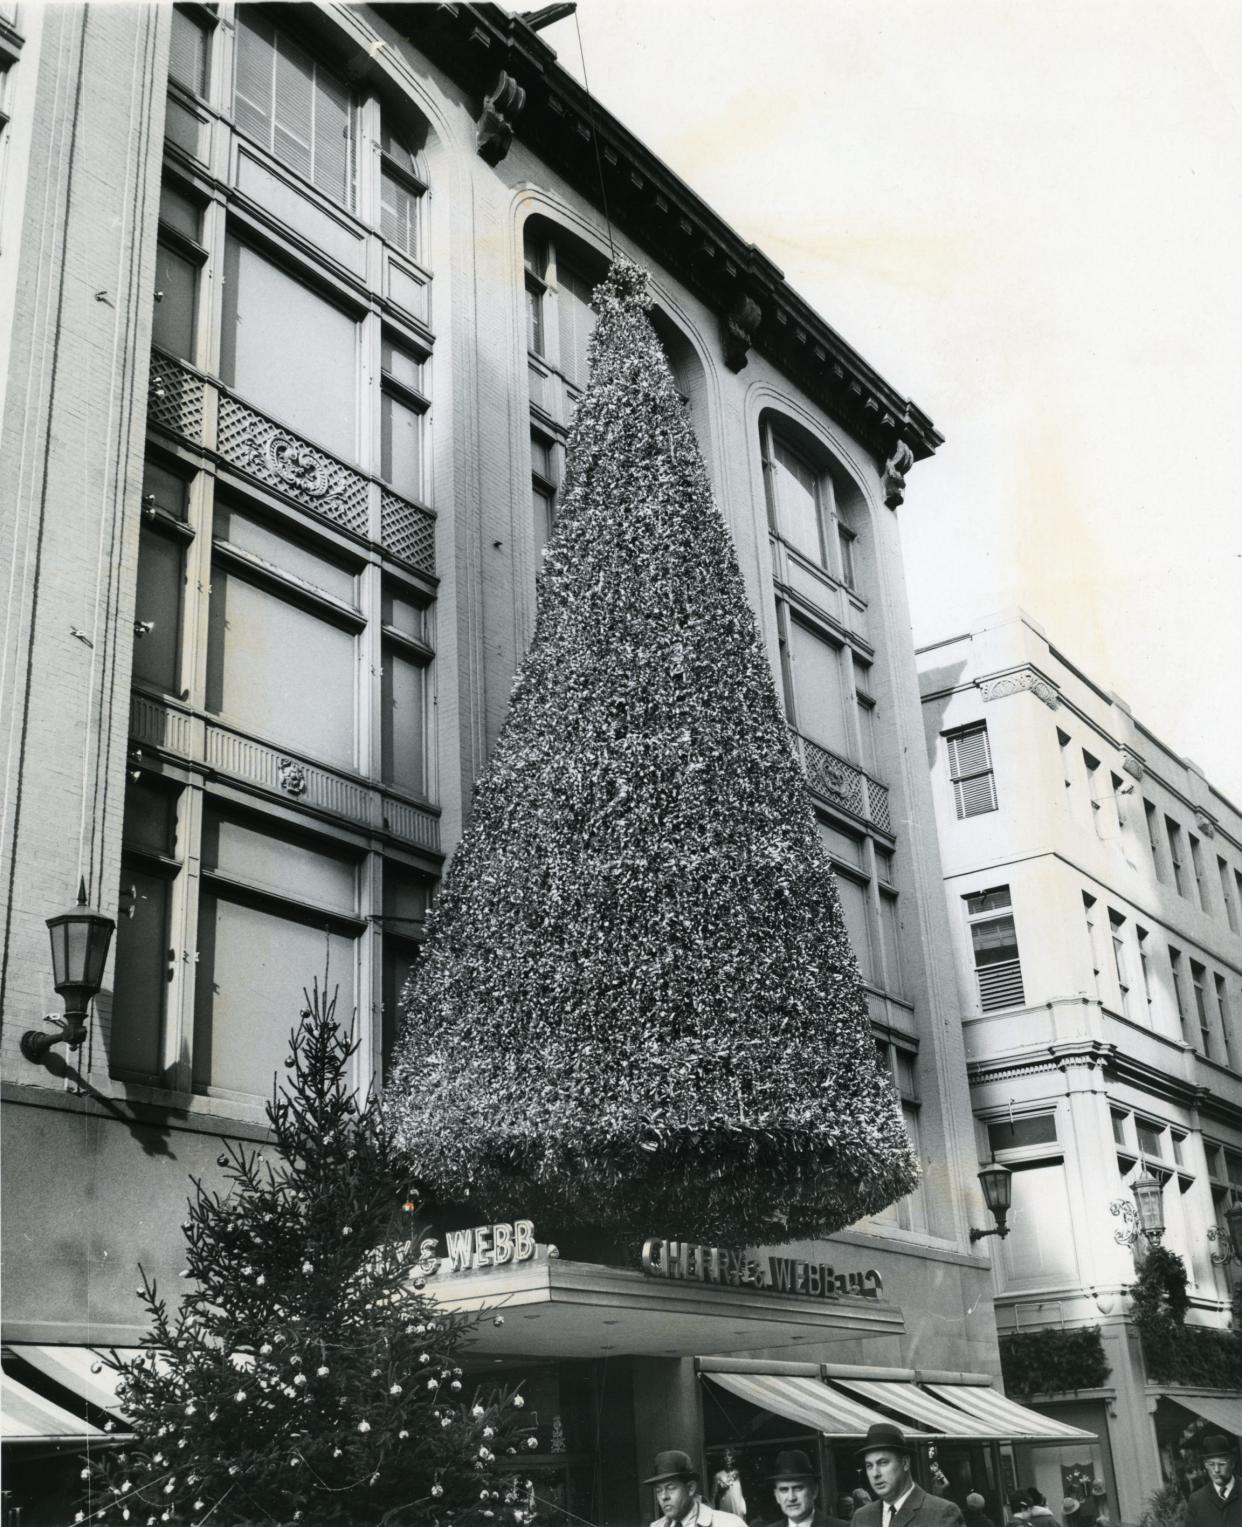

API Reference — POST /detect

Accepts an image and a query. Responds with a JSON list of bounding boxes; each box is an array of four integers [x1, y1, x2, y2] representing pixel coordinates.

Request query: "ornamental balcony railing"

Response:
[[792, 730, 892, 836], [147, 349, 436, 580]]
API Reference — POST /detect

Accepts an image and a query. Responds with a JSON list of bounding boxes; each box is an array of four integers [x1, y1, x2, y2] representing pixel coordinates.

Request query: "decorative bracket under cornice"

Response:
[[1122, 747, 1145, 780], [882, 440, 914, 509], [975, 666, 1061, 711], [477, 70, 527, 166], [1194, 808, 1217, 839], [721, 293, 762, 373]]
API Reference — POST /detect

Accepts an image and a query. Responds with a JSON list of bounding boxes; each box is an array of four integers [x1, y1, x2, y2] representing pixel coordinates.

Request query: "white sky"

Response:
[[542, 0, 1242, 801]]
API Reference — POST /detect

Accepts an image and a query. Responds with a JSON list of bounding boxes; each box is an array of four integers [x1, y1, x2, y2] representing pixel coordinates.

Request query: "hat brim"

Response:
[[644, 1472, 696, 1487], [770, 1474, 819, 1484]]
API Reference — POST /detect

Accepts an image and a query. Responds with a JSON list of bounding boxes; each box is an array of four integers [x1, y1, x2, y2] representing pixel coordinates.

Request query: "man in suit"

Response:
[[850, 1424, 965, 1527], [646, 1450, 749, 1527], [768, 1449, 849, 1527], [1188, 1435, 1242, 1527]]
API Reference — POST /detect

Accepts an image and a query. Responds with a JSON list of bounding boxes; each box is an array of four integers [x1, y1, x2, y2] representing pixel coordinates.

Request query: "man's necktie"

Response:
[[884, 1505, 894, 1527]]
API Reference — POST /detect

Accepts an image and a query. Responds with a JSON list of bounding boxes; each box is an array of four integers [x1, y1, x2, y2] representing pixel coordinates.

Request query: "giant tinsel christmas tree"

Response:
[[388, 256, 918, 1244], [86, 990, 531, 1527]]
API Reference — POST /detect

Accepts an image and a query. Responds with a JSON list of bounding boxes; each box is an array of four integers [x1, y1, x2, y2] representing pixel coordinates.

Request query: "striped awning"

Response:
[[831, 1378, 1014, 1440], [13, 1347, 136, 1418], [1161, 1392, 1242, 1440], [925, 1383, 1096, 1442], [1, 1371, 107, 1445], [706, 1370, 931, 1440]]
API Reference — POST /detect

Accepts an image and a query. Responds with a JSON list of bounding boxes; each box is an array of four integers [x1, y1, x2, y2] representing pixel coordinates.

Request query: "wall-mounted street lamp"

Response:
[[1110, 1169, 1165, 1248], [1207, 1200, 1242, 1266], [20, 880, 115, 1063], [969, 1159, 1013, 1243]]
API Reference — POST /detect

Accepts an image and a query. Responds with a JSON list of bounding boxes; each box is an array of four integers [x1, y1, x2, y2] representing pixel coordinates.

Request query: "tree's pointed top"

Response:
[[592, 252, 652, 315]]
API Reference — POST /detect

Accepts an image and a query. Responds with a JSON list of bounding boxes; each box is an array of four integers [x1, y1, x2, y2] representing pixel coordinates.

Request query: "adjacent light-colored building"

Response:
[[919, 608, 1242, 1523], [1, 6, 1087, 1522]]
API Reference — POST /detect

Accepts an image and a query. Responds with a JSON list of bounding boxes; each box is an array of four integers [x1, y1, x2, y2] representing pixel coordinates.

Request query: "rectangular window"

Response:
[[833, 871, 873, 984], [1110, 909, 1130, 1017], [1191, 959, 1210, 1055], [1189, 833, 1207, 911], [168, 5, 210, 97], [531, 429, 558, 566], [380, 335, 427, 501], [206, 558, 358, 771], [1083, 751, 1103, 835], [1169, 946, 1189, 1037], [381, 865, 428, 1076], [111, 778, 181, 1083], [878, 890, 903, 997], [194, 806, 359, 1102], [1138, 926, 1153, 1009], [1144, 799, 1163, 879], [1083, 892, 1100, 994], [946, 723, 997, 819], [837, 524, 857, 590], [988, 1113, 1058, 1153], [787, 616, 848, 754], [1214, 973, 1233, 1064], [554, 260, 596, 388], [1219, 857, 1238, 933], [233, 10, 353, 207], [1057, 728, 1072, 790], [1111, 772, 1129, 829], [1111, 1110, 1129, 1146], [771, 437, 825, 566], [966, 886, 1025, 1012], [1166, 817, 1187, 896], [152, 238, 199, 360], [381, 641, 429, 798], [221, 237, 358, 460], [1000, 1162, 1078, 1288], [378, 124, 425, 261], [855, 659, 877, 774], [1136, 1119, 1165, 1160], [132, 525, 184, 694]]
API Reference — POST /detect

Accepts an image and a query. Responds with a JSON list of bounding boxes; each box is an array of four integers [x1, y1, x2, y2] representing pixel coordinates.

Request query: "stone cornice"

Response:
[[377, 3, 943, 470]]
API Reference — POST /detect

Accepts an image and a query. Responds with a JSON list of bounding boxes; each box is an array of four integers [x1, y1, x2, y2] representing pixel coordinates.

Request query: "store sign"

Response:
[[402, 1220, 539, 1280], [641, 1238, 884, 1301]]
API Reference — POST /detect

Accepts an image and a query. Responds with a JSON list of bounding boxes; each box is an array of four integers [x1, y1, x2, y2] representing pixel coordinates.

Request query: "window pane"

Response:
[[382, 939, 419, 1078], [838, 526, 857, 589], [381, 390, 423, 499], [122, 777, 177, 858], [988, 1114, 1058, 1152], [381, 336, 424, 393], [898, 1105, 928, 1231], [110, 868, 171, 1080], [816, 820, 863, 867], [194, 891, 355, 1101], [382, 588, 428, 644], [965, 886, 1011, 916], [202, 809, 357, 916], [533, 484, 555, 565], [526, 283, 545, 356], [159, 183, 201, 242], [1136, 1121, 1164, 1159], [772, 439, 822, 563], [1000, 1164, 1077, 1287], [382, 645, 426, 796], [879, 891, 903, 996], [556, 263, 596, 386], [971, 915, 1019, 964], [132, 527, 183, 693], [206, 567, 356, 769], [787, 618, 847, 752], [221, 238, 357, 460], [169, 7, 209, 97], [142, 458, 189, 521], [380, 168, 420, 259], [833, 872, 873, 982], [214, 503, 356, 605], [152, 240, 197, 359]]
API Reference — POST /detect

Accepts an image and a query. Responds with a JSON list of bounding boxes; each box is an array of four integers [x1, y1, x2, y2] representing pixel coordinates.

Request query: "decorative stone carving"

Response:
[[477, 71, 526, 166], [976, 667, 1060, 711], [218, 395, 368, 538], [1195, 809, 1216, 838], [721, 293, 762, 372], [882, 440, 914, 509], [278, 758, 309, 797], [1122, 749, 1145, 780]]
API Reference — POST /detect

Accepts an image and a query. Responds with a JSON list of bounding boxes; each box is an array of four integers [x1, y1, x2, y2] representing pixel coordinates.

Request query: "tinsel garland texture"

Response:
[[388, 256, 919, 1244]]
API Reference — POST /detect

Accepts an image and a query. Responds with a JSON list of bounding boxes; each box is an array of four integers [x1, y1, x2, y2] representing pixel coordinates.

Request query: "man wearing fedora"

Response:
[[1188, 1435, 1242, 1527], [767, 1449, 848, 1527], [646, 1449, 749, 1527], [851, 1424, 964, 1527]]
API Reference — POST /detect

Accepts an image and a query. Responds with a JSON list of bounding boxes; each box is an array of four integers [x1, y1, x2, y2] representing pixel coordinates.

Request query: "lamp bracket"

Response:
[[20, 1013, 88, 1063], [1109, 1198, 1140, 1247], [1207, 1225, 1234, 1267]]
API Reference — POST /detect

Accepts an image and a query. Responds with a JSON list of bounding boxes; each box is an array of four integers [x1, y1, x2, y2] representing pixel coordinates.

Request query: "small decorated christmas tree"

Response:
[[85, 987, 532, 1527], [388, 256, 918, 1245]]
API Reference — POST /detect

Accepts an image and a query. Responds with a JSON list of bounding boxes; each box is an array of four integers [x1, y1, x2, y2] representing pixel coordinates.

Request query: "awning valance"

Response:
[[706, 1370, 932, 1441], [13, 1346, 137, 1419], [924, 1382, 1095, 1442]]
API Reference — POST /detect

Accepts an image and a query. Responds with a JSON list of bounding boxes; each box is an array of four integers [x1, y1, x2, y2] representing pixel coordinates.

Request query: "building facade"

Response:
[[919, 608, 1242, 1524], [1, 6, 1080, 1523]]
